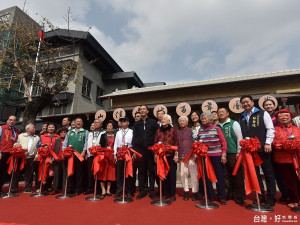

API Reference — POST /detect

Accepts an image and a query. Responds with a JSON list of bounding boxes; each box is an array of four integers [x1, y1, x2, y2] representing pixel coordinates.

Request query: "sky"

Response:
[[2, 0, 300, 84]]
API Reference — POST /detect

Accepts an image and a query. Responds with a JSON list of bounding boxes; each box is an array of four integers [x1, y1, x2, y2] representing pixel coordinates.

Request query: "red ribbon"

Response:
[[89, 146, 114, 177], [283, 137, 300, 179], [37, 147, 59, 182], [6, 147, 27, 174], [183, 142, 217, 182], [232, 137, 262, 195], [63, 146, 84, 177], [148, 143, 178, 180], [117, 146, 142, 178]]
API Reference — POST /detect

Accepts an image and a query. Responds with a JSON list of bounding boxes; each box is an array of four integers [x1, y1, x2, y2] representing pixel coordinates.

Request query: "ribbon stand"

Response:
[[246, 192, 274, 212], [149, 142, 176, 206], [195, 156, 219, 209], [236, 137, 273, 212], [114, 146, 133, 204], [86, 173, 102, 201], [151, 171, 171, 206], [31, 157, 48, 197], [56, 158, 73, 199], [1, 157, 18, 198]]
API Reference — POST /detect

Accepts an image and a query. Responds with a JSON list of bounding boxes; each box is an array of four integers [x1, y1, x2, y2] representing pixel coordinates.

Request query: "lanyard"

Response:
[[279, 126, 293, 136]]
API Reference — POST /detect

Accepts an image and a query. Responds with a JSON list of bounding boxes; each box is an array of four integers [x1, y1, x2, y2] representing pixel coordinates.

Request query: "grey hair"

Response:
[[94, 118, 103, 124], [164, 114, 172, 125], [178, 116, 188, 123], [25, 123, 35, 131], [200, 111, 214, 121]]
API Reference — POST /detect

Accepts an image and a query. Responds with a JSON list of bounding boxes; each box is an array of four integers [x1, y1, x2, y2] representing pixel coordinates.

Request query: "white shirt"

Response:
[[113, 128, 133, 155], [27, 135, 34, 155]]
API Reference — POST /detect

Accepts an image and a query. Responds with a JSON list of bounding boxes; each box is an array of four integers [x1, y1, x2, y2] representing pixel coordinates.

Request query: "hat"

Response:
[[119, 116, 129, 122], [57, 127, 69, 134], [275, 109, 293, 118]]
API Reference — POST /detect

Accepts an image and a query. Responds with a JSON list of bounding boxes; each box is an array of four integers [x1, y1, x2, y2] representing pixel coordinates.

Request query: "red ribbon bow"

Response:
[[232, 137, 262, 195], [148, 143, 177, 180], [37, 147, 59, 182], [89, 146, 114, 177], [283, 137, 300, 179], [183, 142, 217, 182], [63, 146, 84, 177], [6, 147, 27, 174], [117, 146, 142, 178]]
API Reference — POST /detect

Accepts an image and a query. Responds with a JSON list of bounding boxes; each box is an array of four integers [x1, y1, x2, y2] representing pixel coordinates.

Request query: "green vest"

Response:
[[68, 128, 87, 153], [217, 119, 237, 154]]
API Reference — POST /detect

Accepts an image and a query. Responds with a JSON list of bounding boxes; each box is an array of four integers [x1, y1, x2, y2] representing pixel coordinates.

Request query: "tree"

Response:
[[0, 11, 81, 129]]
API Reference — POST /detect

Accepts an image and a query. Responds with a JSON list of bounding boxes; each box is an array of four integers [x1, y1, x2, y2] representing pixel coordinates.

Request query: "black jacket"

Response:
[[132, 117, 158, 148]]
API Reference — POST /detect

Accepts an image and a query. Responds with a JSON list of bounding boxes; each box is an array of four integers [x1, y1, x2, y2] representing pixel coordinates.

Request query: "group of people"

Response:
[[0, 95, 299, 210]]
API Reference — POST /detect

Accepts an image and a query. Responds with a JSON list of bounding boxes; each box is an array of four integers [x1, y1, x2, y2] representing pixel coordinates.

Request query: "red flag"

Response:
[[38, 29, 44, 42]]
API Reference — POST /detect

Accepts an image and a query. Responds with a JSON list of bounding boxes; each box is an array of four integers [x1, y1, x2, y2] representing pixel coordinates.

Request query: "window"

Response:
[[48, 104, 68, 115], [96, 86, 104, 105], [82, 76, 92, 98]]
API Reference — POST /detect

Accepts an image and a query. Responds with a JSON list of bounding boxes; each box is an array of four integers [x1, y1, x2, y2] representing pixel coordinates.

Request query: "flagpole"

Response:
[[29, 34, 42, 97]]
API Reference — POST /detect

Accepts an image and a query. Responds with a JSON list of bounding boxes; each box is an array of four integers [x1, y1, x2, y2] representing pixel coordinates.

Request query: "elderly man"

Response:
[[11, 123, 41, 193], [0, 115, 19, 194], [114, 116, 134, 199], [177, 116, 198, 201], [85, 119, 105, 195], [62, 117, 89, 195], [239, 95, 276, 206], [217, 108, 245, 204]]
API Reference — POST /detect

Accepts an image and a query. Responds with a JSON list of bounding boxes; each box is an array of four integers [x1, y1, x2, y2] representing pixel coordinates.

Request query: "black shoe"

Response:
[[136, 191, 147, 200], [236, 199, 245, 205], [266, 198, 276, 207], [106, 193, 112, 197], [198, 193, 204, 200], [149, 192, 156, 200], [99, 194, 106, 198], [49, 191, 59, 195], [226, 192, 234, 201], [170, 196, 176, 202], [183, 192, 189, 201], [126, 193, 132, 199], [279, 195, 288, 202], [192, 193, 198, 201], [220, 199, 227, 205], [113, 192, 122, 198], [253, 195, 266, 205]]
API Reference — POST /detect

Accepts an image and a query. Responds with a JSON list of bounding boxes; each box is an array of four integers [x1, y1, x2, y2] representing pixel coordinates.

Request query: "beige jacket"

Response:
[[14, 132, 40, 158]]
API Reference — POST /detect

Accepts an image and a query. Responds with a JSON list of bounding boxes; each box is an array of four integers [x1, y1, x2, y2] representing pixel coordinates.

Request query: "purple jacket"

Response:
[[177, 127, 194, 160]]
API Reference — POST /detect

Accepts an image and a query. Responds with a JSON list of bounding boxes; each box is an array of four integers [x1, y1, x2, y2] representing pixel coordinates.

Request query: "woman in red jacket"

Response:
[[154, 114, 179, 202], [40, 123, 60, 192], [272, 109, 300, 209]]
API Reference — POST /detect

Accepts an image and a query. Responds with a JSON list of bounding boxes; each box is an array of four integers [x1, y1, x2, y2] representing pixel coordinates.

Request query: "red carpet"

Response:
[[0, 189, 298, 225]]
